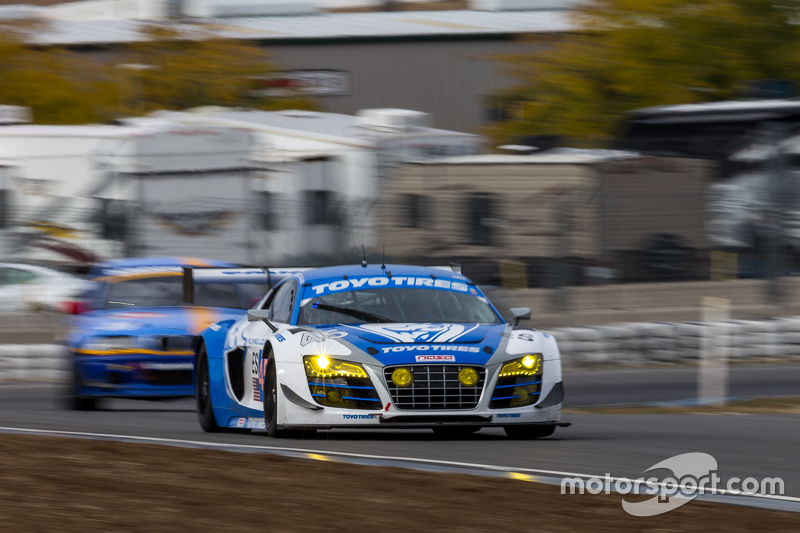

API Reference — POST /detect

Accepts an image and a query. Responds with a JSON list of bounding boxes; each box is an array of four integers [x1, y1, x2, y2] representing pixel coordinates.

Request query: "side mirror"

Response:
[[247, 309, 271, 322], [509, 307, 531, 327]]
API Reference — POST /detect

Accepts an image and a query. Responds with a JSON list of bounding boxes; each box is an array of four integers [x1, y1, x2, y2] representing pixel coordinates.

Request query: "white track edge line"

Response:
[[1, 426, 798, 505]]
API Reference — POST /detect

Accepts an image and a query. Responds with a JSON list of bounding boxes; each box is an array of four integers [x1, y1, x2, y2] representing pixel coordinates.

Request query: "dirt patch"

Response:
[[0, 433, 797, 531], [565, 396, 800, 415]]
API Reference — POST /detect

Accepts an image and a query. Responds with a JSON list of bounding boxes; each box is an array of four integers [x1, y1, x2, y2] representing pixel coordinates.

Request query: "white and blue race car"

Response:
[[194, 264, 568, 439]]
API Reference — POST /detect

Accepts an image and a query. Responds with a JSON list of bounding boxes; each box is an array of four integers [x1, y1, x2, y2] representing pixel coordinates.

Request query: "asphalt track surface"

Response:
[[2, 364, 799, 502]]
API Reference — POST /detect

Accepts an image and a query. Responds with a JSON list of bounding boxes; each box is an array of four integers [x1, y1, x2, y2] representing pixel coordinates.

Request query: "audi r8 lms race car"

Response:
[[195, 263, 568, 438], [64, 257, 266, 410]]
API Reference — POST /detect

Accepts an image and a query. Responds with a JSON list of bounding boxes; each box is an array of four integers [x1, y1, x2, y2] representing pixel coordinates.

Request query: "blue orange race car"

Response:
[[63, 257, 266, 410]]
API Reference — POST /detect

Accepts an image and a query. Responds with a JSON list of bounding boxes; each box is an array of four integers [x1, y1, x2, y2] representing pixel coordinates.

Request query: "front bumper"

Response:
[[72, 352, 194, 398], [224, 359, 565, 430]]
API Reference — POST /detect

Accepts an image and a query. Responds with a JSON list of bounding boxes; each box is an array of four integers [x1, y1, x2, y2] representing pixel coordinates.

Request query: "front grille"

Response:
[[150, 370, 193, 386], [383, 365, 485, 410]]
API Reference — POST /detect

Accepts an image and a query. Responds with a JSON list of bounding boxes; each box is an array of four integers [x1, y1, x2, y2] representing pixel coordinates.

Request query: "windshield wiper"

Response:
[[310, 303, 393, 323]]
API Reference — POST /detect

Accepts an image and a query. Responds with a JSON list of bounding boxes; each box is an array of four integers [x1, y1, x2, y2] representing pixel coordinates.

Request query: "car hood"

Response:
[[70, 306, 245, 340], [331, 323, 507, 366]]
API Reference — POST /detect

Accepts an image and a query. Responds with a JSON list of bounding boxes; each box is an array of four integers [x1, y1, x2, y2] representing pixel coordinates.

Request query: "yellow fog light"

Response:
[[303, 356, 368, 378], [326, 389, 342, 403], [391, 367, 414, 387], [458, 367, 479, 387], [499, 354, 542, 377]]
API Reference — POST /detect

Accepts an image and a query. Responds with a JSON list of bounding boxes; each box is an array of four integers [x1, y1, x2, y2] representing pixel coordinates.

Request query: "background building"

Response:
[[2, 0, 579, 133]]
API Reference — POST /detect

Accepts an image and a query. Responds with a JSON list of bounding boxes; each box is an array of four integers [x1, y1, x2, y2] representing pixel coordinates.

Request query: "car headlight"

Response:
[[498, 354, 542, 377], [303, 355, 368, 378], [83, 336, 138, 352], [303, 355, 380, 409]]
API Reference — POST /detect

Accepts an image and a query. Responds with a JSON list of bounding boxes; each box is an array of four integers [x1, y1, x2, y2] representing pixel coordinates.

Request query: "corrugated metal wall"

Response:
[[265, 38, 543, 133]]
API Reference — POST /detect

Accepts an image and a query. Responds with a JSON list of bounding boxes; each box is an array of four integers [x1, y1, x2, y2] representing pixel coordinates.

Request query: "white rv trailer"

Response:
[[148, 107, 483, 265], [0, 121, 256, 265], [0, 108, 482, 266]]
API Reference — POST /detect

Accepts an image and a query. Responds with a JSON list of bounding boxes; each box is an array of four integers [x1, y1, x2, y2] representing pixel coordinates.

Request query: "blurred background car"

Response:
[[63, 256, 267, 410], [0, 262, 88, 313]]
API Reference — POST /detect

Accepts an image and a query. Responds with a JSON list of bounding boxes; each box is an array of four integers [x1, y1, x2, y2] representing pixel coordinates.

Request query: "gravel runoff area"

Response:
[[0, 433, 798, 532]]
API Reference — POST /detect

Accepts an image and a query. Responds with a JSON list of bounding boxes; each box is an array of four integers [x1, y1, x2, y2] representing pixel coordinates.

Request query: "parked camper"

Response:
[[0, 121, 255, 265], [149, 107, 483, 264]]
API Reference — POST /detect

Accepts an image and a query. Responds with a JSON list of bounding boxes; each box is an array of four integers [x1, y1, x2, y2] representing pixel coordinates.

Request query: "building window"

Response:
[[305, 190, 333, 226], [256, 191, 276, 230], [400, 194, 427, 228], [467, 193, 496, 246]]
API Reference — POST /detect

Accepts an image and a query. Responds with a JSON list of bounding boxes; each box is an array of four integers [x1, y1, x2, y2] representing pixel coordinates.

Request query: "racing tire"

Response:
[[503, 424, 556, 440], [432, 426, 481, 438], [263, 358, 313, 439], [196, 346, 222, 433], [64, 363, 97, 411]]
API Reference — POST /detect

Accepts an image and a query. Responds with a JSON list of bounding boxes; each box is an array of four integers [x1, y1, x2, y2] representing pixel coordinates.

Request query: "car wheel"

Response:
[[64, 363, 97, 411], [263, 358, 312, 439], [504, 424, 556, 440], [196, 345, 222, 433], [432, 426, 481, 438]]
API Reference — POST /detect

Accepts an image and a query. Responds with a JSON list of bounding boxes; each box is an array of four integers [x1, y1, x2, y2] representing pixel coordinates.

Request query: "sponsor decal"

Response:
[[139, 362, 193, 371], [209, 324, 221, 332], [382, 345, 479, 354], [512, 332, 537, 342], [299, 330, 348, 347], [495, 413, 522, 419], [415, 355, 456, 362], [342, 414, 374, 420], [543, 333, 551, 339], [228, 417, 267, 429], [355, 323, 478, 344], [309, 277, 470, 296], [275, 334, 286, 343]]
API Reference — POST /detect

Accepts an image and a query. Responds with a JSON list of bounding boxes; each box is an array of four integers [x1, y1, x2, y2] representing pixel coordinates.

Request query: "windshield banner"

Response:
[[305, 276, 472, 298]]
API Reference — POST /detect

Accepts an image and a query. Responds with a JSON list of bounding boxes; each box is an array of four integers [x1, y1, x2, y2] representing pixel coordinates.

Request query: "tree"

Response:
[[487, 0, 800, 146], [0, 20, 312, 124], [122, 25, 314, 115], [0, 18, 117, 124]]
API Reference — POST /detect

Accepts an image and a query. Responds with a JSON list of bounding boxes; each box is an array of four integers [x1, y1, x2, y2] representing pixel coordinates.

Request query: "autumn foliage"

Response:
[[0, 20, 312, 124], [487, 0, 800, 146]]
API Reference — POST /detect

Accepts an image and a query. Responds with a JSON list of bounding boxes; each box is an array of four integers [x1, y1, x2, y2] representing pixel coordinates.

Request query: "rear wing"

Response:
[[182, 267, 310, 304], [432, 264, 462, 274]]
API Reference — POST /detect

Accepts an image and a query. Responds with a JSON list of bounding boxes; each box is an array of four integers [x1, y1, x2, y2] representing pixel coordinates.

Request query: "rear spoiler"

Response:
[[432, 264, 462, 274], [182, 267, 310, 304]]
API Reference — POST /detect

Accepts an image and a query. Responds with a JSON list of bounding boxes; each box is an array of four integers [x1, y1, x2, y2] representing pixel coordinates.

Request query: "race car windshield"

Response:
[[100, 276, 261, 309], [298, 287, 501, 325]]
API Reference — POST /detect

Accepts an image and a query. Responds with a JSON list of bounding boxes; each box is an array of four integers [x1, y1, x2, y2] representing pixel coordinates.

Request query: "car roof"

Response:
[[298, 264, 471, 283]]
